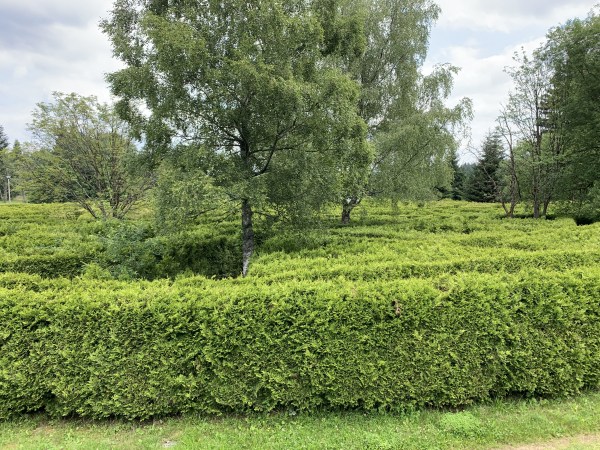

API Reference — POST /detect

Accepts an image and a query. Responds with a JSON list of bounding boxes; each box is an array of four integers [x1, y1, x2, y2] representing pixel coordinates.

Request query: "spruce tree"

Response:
[[0, 125, 8, 150], [465, 133, 504, 202]]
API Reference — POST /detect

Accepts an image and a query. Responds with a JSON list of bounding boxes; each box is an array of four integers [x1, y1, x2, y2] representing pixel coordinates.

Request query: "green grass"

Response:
[[2, 392, 600, 449]]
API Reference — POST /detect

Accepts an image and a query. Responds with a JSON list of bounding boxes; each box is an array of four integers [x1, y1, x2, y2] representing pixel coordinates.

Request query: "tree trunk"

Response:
[[501, 200, 510, 217], [391, 197, 399, 214], [341, 204, 352, 224], [241, 198, 254, 277], [542, 197, 551, 218], [533, 199, 541, 219], [508, 199, 516, 218], [341, 198, 360, 225], [532, 172, 541, 219], [501, 196, 517, 219]]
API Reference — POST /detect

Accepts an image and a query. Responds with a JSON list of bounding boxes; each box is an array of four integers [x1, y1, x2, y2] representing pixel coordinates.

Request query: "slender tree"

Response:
[[0, 127, 11, 201], [496, 105, 521, 217], [336, 0, 471, 222], [501, 49, 564, 218], [371, 65, 472, 207]]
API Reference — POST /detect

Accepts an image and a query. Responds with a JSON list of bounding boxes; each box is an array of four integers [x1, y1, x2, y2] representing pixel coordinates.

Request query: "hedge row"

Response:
[[253, 249, 600, 281], [1, 268, 599, 419], [0, 253, 92, 278]]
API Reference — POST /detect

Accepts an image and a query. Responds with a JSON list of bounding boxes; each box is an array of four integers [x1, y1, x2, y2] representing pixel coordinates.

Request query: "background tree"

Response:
[[496, 105, 521, 217], [5, 141, 27, 202], [544, 8, 600, 218], [500, 49, 563, 218], [24, 92, 152, 219], [448, 149, 465, 200], [102, 0, 368, 276], [335, 0, 471, 222], [0, 127, 18, 202], [488, 7, 599, 220], [0, 125, 8, 150], [370, 65, 472, 207], [464, 133, 504, 203]]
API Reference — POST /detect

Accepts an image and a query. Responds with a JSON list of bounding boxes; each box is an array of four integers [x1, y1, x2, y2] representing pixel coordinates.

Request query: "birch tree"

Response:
[[102, 0, 367, 275]]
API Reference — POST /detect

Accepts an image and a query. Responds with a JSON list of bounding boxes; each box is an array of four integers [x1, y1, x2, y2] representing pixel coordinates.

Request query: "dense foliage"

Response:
[[492, 7, 600, 220], [23, 93, 153, 218], [1, 201, 599, 281], [1, 267, 599, 420], [0, 1, 598, 423], [545, 10, 600, 206], [0, 201, 599, 419]]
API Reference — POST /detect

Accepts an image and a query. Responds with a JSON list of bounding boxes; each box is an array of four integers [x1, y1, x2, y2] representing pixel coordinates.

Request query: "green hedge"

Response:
[[1, 268, 599, 420], [0, 253, 92, 278], [253, 250, 600, 282], [99, 225, 241, 280]]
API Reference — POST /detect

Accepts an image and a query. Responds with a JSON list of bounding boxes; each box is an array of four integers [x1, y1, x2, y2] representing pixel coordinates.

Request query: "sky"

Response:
[[425, 0, 597, 160], [0, 0, 597, 162]]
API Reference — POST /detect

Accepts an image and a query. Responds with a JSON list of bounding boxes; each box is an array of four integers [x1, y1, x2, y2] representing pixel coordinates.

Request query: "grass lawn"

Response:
[[2, 392, 600, 449]]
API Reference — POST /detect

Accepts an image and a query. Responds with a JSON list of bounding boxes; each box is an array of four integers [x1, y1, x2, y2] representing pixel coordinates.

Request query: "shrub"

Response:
[[98, 222, 241, 280]]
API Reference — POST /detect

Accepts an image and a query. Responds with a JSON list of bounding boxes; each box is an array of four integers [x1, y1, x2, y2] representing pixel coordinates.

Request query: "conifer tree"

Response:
[[464, 133, 504, 203]]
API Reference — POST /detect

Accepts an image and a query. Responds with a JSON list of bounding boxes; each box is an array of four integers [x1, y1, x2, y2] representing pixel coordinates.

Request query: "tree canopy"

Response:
[[545, 9, 600, 209], [24, 92, 152, 219], [102, 0, 369, 275], [491, 7, 599, 219]]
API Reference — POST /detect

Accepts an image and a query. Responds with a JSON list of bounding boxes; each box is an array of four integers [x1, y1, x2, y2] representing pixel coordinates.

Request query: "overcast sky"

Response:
[[0, 0, 597, 162]]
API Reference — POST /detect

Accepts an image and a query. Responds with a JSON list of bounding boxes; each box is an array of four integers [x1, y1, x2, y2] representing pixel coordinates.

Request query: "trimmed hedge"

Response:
[[1, 268, 599, 419], [252, 249, 600, 282], [0, 253, 92, 278]]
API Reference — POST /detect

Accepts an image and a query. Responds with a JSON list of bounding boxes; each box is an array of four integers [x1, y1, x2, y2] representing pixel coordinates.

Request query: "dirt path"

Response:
[[495, 433, 600, 449]]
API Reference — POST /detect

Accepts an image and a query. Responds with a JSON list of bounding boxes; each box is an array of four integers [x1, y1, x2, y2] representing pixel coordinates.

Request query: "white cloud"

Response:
[[435, 0, 595, 32], [433, 42, 539, 161], [425, 1, 597, 162], [0, 1, 116, 143]]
